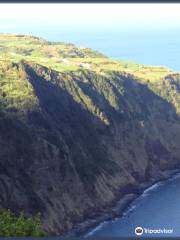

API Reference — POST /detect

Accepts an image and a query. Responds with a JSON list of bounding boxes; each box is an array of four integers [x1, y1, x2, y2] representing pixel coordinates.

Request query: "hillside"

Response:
[[0, 34, 180, 235]]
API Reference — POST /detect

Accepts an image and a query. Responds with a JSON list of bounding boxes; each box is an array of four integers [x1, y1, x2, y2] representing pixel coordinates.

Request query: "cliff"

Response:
[[0, 34, 180, 234]]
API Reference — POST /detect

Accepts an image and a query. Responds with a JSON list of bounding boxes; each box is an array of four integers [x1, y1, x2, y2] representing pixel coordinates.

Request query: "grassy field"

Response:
[[0, 34, 173, 81]]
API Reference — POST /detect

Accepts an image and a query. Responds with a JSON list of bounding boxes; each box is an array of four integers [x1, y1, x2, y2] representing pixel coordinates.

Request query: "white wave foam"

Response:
[[85, 171, 180, 238], [85, 221, 107, 238], [143, 183, 160, 194], [169, 172, 180, 181]]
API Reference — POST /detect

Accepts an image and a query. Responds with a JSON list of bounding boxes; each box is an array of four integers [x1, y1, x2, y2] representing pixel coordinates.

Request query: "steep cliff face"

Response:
[[0, 35, 180, 234]]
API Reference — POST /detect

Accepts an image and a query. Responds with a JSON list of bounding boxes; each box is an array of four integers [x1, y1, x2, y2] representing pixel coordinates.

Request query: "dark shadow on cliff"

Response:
[[24, 65, 119, 182], [25, 63, 180, 179], [0, 63, 180, 234]]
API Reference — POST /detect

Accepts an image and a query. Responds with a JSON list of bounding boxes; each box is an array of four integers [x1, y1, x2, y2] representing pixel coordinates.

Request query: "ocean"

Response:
[[0, 19, 180, 72], [86, 174, 180, 238]]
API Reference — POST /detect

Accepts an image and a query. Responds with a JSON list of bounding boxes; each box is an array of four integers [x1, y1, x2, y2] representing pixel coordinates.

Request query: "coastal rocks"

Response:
[[0, 56, 180, 235]]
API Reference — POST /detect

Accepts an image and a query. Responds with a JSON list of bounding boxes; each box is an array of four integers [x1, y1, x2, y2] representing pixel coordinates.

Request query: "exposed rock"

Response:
[[0, 35, 180, 235]]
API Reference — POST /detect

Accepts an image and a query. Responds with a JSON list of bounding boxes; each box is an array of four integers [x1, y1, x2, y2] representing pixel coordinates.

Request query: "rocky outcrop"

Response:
[[0, 59, 180, 235]]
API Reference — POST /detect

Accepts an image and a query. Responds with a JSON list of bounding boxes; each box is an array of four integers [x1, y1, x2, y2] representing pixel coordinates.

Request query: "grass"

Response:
[[0, 34, 173, 79], [0, 60, 38, 112], [0, 33, 178, 116]]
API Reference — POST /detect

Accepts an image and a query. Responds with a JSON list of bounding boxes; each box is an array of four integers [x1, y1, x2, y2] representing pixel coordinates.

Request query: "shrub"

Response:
[[0, 209, 46, 237]]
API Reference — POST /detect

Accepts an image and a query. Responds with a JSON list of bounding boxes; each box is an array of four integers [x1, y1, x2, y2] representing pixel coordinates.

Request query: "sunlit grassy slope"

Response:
[[0, 34, 180, 235], [0, 34, 173, 80], [0, 34, 179, 116]]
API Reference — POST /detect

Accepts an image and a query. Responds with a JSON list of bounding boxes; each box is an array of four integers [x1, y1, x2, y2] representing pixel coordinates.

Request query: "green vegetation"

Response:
[[0, 60, 38, 113], [0, 33, 179, 120], [0, 33, 172, 78], [0, 34, 179, 235], [0, 209, 46, 237]]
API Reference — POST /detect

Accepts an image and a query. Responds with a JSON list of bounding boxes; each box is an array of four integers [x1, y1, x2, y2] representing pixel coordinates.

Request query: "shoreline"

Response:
[[61, 168, 180, 239]]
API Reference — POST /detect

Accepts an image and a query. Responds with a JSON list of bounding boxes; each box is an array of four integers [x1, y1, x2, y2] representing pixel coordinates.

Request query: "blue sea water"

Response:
[[86, 174, 180, 238], [1, 18, 180, 239], [0, 19, 180, 72], [45, 29, 180, 72], [30, 29, 180, 72]]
